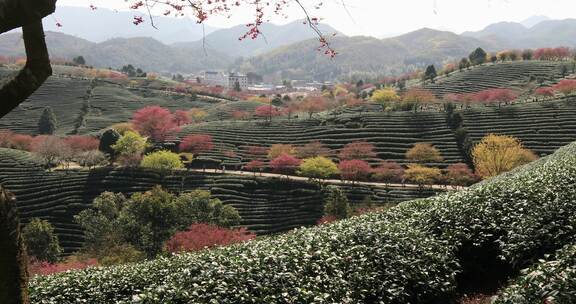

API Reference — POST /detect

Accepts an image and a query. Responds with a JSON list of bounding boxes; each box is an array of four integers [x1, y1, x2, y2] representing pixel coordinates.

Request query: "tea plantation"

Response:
[[28, 140, 576, 303], [179, 111, 464, 167], [0, 148, 437, 253], [423, 61, 568, 97], [461, 97, 576, 156], [180, 97, 576, 166]]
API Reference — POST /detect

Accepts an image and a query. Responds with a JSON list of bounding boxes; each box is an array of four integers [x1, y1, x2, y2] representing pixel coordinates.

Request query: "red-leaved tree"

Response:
[[173, 110, 191, 126], [552, 79, 576, 96], [270, 153, 301, 174], [339, 141, 377, 161], [254, 105, 282, 122], [534, 87, 555, 98], [245, 160, 265, 173], [164, 223, 255, 254], [338, 159, 372, 182], [64, 135, 99, 153], [372, 160, 404, 184], [132, 106, 177, 141], [179, 134, 214, 155]]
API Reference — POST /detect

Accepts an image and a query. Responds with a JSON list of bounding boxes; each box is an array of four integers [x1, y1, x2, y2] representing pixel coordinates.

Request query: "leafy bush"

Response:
[[495, 244, 576, 304], [298, 156, 339, 179], [22, 218, 62, 263], [164, 224, 256, 253], [75, 187, 240, 258], [323, 186, 352, 220], [140, 150, 183, 172], [29, 142, 576, 303]]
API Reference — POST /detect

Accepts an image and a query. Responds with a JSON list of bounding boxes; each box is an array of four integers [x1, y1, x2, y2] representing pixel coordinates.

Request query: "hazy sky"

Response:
[[57, 0, 576, 37]]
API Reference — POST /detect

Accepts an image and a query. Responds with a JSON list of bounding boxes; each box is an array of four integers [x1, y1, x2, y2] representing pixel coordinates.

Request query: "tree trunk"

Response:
[[0, 0, 57, 119], [0, 186, 29, 304]]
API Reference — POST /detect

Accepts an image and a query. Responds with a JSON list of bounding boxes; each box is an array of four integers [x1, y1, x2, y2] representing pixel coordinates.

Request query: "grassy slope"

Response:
[[28, 140, 576, 303]]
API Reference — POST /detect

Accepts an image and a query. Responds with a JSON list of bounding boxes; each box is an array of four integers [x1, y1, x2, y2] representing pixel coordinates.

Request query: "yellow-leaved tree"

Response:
[[472, 134, 538, 178], [371, 88, 400, 111]]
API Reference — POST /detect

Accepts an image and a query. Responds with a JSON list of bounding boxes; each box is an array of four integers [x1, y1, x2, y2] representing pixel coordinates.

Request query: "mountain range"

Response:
[[2, 8, 576, 80]]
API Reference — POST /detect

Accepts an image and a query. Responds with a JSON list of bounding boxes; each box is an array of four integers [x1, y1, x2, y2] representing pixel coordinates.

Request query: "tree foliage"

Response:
[[270, 154, 302, 174], [179, 134, 214, 155], [164, 224, 255, 254], [338, 141, 377, 161], [76, 187, 240, 258], [38, 106, 58, 135], [371, 88, 400, 110], [469, 47, 487, 65], [323, 186, 352, 220], [472, 134, 538, 178], [338, 159, 371, 181], [132, 106, 177, 141], [405, 143, 443, 163], [112, 131, 148, 157], [140, 150, 183, 172], [22, 218, 62, 263], [404, 164, 442, 187], [298, 156, 339, 179], [372, 161, 404, 184], [268, 144, 297, 160]]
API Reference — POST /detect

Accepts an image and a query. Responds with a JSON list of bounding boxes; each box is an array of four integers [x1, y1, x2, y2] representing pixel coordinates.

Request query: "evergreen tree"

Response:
[[22, 218, 62, 263], [72, 56, 86, 65], [99, 128, 121, 158], [38, 106, 57, 135], [323, 186, 352, 220], [234, 80, 241, 92], [459, 58, 471, 71], [468, 47, 487, 66], [424, 65, 437, 83]]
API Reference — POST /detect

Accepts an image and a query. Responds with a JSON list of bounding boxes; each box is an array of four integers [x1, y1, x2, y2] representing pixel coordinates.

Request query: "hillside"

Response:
[[463, 18, 576, 49], [422, 60, 567, 97], [174, 20, 341, 58], [246, 28, 496, 81], [0, 75, 224, 135], [0, 32, 232, 73], [0, 148, 438, 253], [43, 6, 217, 44], [28, 140, 576, 303]]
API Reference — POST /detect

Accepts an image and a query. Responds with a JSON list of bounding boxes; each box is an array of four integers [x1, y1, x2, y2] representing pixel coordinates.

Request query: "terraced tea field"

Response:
[[0, 72, 219, 135], [461, 97, 576, 156], [0, 148, 437, 253], [423, 61, 568, 97], [180, 111, 464, 167]]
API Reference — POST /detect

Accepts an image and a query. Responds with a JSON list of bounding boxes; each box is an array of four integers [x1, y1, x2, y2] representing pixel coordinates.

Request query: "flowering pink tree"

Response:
[[254, 105, 283, 123], [173, 110, 191, 126], [534, 87, 555, 99], [270, 154, 301, 174], [164, 223, 255, 254], [64, 135, 100, 153], [338, 160, 372, 182], [338, 141, 377, 161], [132, 106, 177, 141], [179, 134, 214, 155], [552, 80, 576, 96]]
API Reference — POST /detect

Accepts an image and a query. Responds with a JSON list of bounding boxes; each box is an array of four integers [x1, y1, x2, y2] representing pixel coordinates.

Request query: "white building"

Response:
[[228, 72, 248, 90]]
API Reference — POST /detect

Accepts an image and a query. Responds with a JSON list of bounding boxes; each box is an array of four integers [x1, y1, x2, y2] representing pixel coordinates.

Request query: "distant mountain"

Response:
[[0, 31, 231, 73], [520, 15, 550, 28], [245, 28, 497, 81], [44, 6, 218, 44], [174, 20, 341, 58], [462, 18, 576, 48]]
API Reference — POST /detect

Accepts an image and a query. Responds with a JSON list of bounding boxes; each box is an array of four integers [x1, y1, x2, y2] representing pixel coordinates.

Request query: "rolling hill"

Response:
[[42, 6, 218, 44], [462, 18, 576, 49], [173, 20, 340, 58], [0, 31, 232, 73], [245, 28, 497, 81]]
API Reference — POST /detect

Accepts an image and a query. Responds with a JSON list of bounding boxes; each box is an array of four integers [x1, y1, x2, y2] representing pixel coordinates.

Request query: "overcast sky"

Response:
[[57, 0, 576, 37]]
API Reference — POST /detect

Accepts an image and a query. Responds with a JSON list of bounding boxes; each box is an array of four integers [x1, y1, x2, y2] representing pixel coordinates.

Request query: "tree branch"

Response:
[[0, 21, 53, 119], [0, 0, 56, 33]]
